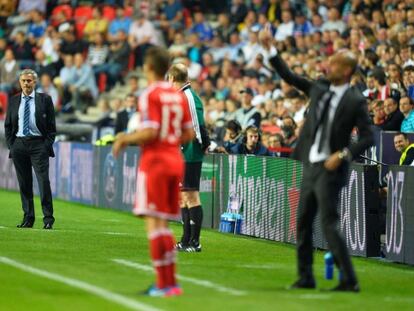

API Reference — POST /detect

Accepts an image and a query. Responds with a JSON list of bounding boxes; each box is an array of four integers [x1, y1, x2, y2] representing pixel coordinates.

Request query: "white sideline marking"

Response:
[[113, 259, 247, 296], [298, 294, 331, 300], [384, 296, 414, 303], [0, 257, 162, 311], [0, 226, 6, 229]]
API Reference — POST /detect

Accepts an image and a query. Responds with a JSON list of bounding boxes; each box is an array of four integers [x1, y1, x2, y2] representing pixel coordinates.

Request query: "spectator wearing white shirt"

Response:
[[275, 10, 294, 41]]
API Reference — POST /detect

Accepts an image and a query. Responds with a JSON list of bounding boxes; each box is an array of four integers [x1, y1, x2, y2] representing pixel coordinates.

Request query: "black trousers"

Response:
[[296, 162, 357, 285], [11, 137, 54, 225]]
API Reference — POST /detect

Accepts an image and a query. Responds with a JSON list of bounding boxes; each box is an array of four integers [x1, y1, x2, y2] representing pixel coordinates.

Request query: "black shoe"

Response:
[[330, 282, 360, 292], [175, 242, 188, 251], [289, 278, 316, 289], [17, 221, 34, 228], [43, 223, 53, 230]]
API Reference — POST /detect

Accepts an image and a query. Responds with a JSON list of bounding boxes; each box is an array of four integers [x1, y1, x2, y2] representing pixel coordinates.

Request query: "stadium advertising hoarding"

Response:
[[213, 155, 380, 257], [385, 166, 414, 265]]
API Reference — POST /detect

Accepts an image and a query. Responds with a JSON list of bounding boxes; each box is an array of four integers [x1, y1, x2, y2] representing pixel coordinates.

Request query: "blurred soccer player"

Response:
[[112, 47, 194, 297]]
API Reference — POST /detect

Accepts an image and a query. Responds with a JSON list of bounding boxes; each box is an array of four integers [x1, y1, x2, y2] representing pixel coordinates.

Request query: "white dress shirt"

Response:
[[309, 84, 349, 163]]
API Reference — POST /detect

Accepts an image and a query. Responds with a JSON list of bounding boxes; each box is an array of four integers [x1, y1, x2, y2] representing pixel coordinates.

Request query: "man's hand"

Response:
[[324, 151, 343, 171], [258, 24, 273, 49]]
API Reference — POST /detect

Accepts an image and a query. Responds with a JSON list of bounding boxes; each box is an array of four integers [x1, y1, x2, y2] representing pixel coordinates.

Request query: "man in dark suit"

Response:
[[4, 69, 56, 229], [260, 28, 374, 292], [114, 93, 137, 134]]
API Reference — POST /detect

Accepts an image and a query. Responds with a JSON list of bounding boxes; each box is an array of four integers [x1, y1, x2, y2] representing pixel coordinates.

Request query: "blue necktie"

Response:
[[23, 96, 31, 136]]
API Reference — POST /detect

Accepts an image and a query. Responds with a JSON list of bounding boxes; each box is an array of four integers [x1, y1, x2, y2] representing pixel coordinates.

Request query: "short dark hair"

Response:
[[225, 120, 242, 134], [144, 47, 171, 78], [395, 132, 408, 140]]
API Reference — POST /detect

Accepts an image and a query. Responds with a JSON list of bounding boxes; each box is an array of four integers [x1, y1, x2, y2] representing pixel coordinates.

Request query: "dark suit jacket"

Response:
[[380, 109, 404, 131], [4, 92, 56, 158], [114, 109, 129, 134], [269, 54, 374, 166]]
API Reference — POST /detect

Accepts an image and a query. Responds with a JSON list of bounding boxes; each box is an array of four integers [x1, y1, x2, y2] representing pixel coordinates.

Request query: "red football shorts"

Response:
[[133, 162, 183, 220]]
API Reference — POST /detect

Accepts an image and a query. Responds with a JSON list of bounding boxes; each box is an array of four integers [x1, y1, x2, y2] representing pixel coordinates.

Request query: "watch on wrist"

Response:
[[338, 148, 351, 161]]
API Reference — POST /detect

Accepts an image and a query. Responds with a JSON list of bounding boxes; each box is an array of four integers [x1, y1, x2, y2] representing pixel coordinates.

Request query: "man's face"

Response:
[[19, 74, 36, 95], [125, 96, 136, 109], [384, 99, 397, 115], [246, 130, 259, 149], [394, 134, 409, 152], [268, 136, 281, 148], [400, 97, 413, 115]]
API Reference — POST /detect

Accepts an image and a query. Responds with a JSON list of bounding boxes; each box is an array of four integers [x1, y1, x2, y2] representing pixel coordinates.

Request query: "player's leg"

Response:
[[187, 190, 203, 252], [177, 191, 191, 250]]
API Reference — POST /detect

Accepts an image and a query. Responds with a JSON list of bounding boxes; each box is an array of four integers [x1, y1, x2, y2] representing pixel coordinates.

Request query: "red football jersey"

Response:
[[138, 81, 193, 162]]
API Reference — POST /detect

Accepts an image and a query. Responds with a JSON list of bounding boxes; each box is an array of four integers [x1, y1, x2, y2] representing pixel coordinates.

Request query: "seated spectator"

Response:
[[83, 5, 109, 42], [87, 32, 109, 71], [394, 132, 414, 165], [96, 30, 130, 89], [158, 0, 184, 42], [235, 87, 261, 129], [27, 9, 47, 44], [229, 125, 273, 156], [0, 48, 19, 94], [11, 31, 34, 69], [190, 12, 213, 42], [18, 0, 46, 14], [215, 119, 242, 153], [230, 0, 248, 25], [107, 6, 132, 43], [69, 53, 98, 113], [187, 33, 208, 65], [114, 93, 137, 134], [59, 23, 88, 55], [268, 133, 290, 157], [381, 97, 404, 131], [400, 95, 414, 132], [128, 12, 160, 67], [371, 100, 385, 126], [281, 116, 298, 148], [216, 13, 237, 43], [321, 7, 346, 34], [275, 9, 294, 41], [33, 49, 57, 78], [168, 32, 188, 58], [37, 73, 59, 110]]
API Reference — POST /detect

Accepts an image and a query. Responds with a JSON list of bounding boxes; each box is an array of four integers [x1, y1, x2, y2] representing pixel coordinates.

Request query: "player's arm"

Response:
[[181, 127, 195, 145], [112, 129, 158, 158]]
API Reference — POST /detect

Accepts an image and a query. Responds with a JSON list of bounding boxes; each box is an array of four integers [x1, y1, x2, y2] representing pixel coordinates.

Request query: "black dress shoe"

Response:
[[289, 278, 316, 289], [43, 223, 53, 230], [17, 221, 34, 228], [330, 282, 360, 292]]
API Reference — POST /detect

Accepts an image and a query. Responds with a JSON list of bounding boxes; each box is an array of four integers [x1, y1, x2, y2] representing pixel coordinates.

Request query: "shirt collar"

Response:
[[21, 90, 35, 100], [329, 83, 349, 96]]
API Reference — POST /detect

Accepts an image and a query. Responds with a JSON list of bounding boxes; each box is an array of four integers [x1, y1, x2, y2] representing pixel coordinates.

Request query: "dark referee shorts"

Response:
[[181, 162, 202, 192]]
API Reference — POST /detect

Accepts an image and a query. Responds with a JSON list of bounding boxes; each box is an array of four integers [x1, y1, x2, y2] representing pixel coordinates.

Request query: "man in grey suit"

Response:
[[260, 28, 374, 292], [4, 69, 56, 229]]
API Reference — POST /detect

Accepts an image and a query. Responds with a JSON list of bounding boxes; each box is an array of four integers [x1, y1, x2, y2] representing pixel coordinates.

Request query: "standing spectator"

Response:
[[4, 68, 56, 229], [400, 95, 414, 132], [0, 49, 19, 94], [128, 12, 160, 67], [112, 47, 194, 296], [381, 97, 404, 131]]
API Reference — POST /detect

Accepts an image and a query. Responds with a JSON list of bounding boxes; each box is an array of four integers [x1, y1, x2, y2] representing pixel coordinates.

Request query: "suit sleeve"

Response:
[[45, 95, 56, 147], [348, 98, 374, 158], [269, 54, 313, 96], [4, 99, 13, 149]]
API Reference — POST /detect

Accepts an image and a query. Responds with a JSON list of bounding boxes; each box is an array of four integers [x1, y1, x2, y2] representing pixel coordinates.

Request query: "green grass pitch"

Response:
[[0, 189, 413, 311]]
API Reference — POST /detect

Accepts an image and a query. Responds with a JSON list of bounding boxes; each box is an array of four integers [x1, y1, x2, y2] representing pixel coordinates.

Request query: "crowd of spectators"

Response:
[[1, 0, 414, 157]]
